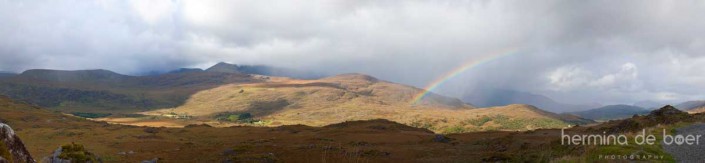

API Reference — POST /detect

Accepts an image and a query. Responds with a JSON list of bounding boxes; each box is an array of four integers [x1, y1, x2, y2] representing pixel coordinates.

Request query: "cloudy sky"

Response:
[[1, 0, 704, 105]]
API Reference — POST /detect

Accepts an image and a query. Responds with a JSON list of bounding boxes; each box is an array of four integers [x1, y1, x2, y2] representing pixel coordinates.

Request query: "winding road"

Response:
[[662, 123, 705, 162]]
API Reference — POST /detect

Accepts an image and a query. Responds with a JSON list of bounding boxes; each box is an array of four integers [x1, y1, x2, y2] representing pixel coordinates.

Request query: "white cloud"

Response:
[[589, 62, 639, 89], [548, 62, 641, 92], [129, 0, 176, 25], [1, 0, 705, 105], [548, 66, 592, 91]]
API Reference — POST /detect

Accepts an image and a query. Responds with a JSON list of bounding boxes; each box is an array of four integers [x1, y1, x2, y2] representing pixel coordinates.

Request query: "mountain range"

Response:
[[675, 100, 705, 113], [0, 93, 694, 162], [0, 63, 589, 133], [633, 100, 665, 110], [4, 63, 700, 162], [159, 62, 324, 79], [0, 94, 629, 162], [570, 104, 650, 121], [2, 62, 697, 124], [462, 88, 600, 113]]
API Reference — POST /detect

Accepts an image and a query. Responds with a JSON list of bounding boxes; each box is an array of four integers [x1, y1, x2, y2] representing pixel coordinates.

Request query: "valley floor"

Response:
[[0, 96, 576, 162], [3, 95, 701, 162], [15, 119, 573, 162]]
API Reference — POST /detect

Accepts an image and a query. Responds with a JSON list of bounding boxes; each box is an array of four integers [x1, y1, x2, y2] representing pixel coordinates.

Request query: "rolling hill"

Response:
[[633, 100, 665, 110], [675, 100, 705, 113], [0, 63, 585, 133], [570, 104, 650, 121], [129, 73, 582, 132], [0, 95, 594, 162], [1, 94, 691, 162], [0, 68, 261, 113]]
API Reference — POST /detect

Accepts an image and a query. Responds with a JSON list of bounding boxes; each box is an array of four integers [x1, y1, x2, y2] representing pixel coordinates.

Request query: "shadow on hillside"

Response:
[[0, 71, 262, 113], [244, 99, 291, 117], [252, 82, 343, 89]]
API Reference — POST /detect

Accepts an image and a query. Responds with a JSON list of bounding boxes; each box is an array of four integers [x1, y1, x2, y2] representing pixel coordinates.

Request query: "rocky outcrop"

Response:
[[598, 105, 692, 134], [41, 143, 101, 163], [41, 147, 69, 163], [0, 123, 35, 163], [647, 105, 689, 124]]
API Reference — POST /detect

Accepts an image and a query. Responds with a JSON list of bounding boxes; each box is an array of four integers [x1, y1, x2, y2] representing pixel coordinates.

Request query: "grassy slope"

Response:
[[136, 74, 572, 132], [5, 95, 697, 162], [1, 70, 578, 132], [0, 96, 581, 162]]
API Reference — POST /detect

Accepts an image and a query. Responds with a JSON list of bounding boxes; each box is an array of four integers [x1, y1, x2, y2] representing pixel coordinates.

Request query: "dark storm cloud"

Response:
[[0, 0, 704, 105]]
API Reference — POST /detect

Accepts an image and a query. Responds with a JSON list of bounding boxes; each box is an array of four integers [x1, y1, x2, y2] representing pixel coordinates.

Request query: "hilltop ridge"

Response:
[[0, 96, 586, 162], [0, 63, 582, 133], [204, 62, 323, 79]]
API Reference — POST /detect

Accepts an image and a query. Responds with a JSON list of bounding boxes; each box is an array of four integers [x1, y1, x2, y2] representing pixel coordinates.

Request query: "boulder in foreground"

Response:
[[0, 123, 35, 163]]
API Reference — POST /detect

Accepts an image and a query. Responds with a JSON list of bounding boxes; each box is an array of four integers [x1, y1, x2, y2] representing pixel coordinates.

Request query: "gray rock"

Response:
[[433, 134, 451, 143], [141, 158, 159, 163], [41, 147, 70, 163], [0, 123, 36, 163], [41, 144, 102, 163]]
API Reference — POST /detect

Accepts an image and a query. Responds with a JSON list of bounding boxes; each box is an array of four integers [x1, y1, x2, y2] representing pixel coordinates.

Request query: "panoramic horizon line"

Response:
[[2, 62, 278, 75]]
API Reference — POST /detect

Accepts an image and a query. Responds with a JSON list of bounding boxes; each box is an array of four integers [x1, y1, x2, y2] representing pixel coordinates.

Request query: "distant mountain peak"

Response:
[[213, 62, 236, 67], [202, 62, 324, 79], [205, 62, 241, 73], [650, 105, 686, 117]]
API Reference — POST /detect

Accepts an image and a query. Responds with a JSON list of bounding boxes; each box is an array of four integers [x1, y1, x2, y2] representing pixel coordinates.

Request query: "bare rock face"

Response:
[[0, 123, 35, 163]]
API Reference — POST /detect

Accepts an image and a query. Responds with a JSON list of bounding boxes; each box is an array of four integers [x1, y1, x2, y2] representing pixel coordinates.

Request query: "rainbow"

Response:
[[410, 48, 520, 105]]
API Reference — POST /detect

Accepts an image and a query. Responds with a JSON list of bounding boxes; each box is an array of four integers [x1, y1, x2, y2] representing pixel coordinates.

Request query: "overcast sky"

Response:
[[1, 0, 704, 105]]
